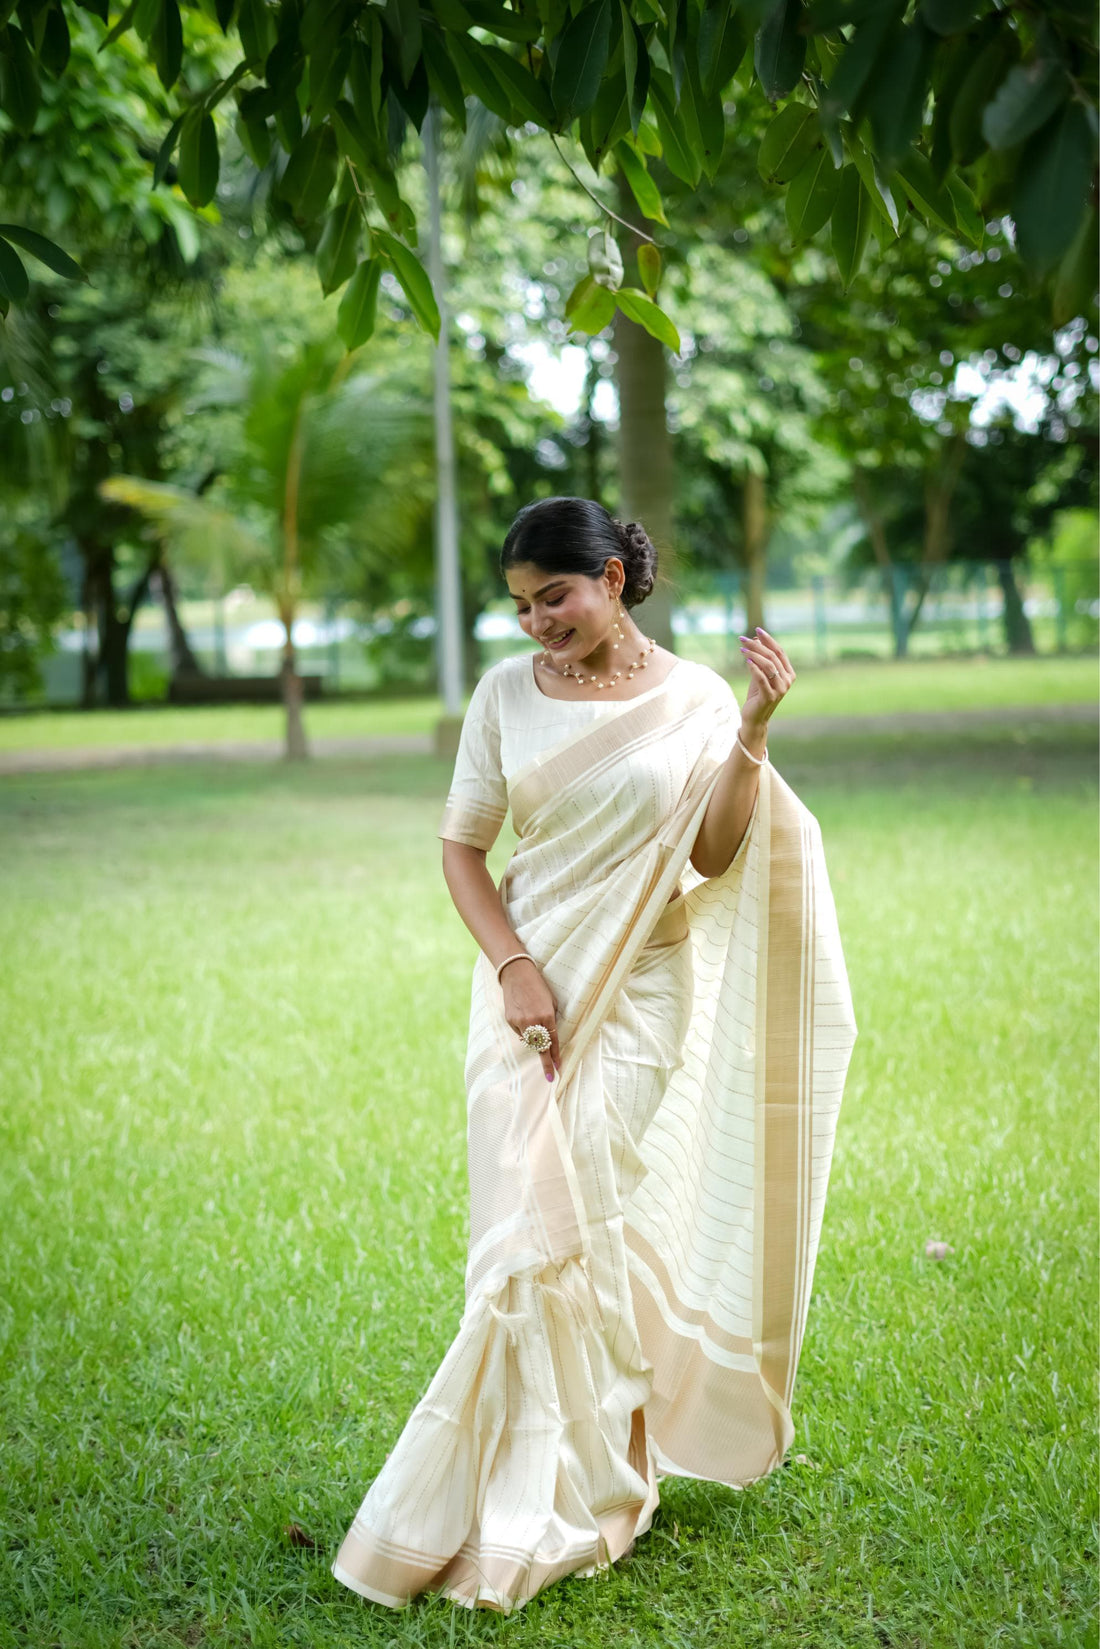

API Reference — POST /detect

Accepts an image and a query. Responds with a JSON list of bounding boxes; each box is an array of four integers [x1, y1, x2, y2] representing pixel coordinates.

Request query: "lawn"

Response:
[[0, 721, 1096, 1648], [0, 651, 1095, 753]]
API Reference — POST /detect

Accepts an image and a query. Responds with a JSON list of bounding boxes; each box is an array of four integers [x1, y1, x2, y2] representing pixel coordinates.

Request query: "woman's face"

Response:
[[505, 559, 624, 661]]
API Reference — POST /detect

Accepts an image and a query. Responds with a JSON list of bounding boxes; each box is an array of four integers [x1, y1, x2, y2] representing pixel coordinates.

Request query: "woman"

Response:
[[333, 496, 857, 1614]]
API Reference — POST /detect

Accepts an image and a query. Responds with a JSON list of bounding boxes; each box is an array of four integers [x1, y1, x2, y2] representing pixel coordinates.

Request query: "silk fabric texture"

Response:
[[333, 655, 857, 1613]]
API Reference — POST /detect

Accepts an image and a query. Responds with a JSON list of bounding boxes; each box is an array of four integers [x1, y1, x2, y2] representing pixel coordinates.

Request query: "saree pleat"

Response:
[[333, 658, 857, 1613]]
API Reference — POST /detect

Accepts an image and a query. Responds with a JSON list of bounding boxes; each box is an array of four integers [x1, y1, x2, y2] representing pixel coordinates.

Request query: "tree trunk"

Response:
[[614, 170, 676, 652], [156, 561, 206, 678], [851, 471, 910, 658], [280, 621, 308, 760], [280, 412, 309, 759], [83, 548, 131, 707], [742, 470, 768, 636], [923, 429, 967, 563], [581, 347, 605, 506], [994, 558, 1037, 654]]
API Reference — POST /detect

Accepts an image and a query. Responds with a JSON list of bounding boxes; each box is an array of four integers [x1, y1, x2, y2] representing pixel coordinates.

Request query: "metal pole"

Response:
[[423, 100, 465, 736]]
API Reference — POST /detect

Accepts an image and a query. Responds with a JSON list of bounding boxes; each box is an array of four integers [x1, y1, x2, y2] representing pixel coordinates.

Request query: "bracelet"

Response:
[[495, 950, 533, 983], [735, 731, 769, 766]]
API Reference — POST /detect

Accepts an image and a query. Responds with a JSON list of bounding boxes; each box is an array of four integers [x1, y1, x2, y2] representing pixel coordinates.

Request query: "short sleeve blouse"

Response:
[[437, 666, 509, 851]]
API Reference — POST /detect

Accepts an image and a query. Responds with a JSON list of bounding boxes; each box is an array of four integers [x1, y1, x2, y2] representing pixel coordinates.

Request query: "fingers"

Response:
[[739, 628, 795, 693], [510, 1013, 562, 1082]]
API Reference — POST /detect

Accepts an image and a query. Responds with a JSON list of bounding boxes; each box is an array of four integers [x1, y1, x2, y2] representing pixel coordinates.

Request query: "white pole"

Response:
[[423, 99, 465, 726]]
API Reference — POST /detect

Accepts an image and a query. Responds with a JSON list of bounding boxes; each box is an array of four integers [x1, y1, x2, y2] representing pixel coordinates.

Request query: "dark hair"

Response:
[[499, 496, 658, 609]]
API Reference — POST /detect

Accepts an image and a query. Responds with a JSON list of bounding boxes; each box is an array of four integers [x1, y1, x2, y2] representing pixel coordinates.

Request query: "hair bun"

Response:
[[615, 519, 658, 608]]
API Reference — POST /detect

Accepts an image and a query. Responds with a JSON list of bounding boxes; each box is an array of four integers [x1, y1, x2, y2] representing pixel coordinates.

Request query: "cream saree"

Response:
[[333, 659, 857, 1613]]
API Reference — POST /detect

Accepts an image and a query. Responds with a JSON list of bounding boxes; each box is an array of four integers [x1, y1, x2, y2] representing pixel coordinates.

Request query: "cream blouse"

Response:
[[438, 651, 701, 854]]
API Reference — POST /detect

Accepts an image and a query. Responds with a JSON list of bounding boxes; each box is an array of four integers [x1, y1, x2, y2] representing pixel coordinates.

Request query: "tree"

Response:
[[0, 0, 1095, 339], [101, 334, 434, 755]]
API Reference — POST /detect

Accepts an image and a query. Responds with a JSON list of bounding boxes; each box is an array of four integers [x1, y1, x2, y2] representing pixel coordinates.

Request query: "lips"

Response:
[[545, 630, 574, 649]]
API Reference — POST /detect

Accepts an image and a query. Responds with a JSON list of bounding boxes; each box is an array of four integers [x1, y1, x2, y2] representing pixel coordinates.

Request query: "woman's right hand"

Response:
[[500, 958, 561, 1082]]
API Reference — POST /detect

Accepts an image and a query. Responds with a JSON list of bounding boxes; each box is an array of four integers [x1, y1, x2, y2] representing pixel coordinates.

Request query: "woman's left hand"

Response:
[[739, 627, 796, 734]]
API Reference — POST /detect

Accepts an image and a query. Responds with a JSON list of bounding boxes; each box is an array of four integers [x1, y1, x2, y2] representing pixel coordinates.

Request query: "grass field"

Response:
[[0, 721, 1096, 1648], [0, 652, 1096, 752]]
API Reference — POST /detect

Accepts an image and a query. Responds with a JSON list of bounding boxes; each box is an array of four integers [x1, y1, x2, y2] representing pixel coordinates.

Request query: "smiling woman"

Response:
[[332, 496, 857, 1614]]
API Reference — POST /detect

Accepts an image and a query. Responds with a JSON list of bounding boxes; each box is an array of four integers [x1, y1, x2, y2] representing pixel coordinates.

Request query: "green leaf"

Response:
[[685, 49, 724, 177], [564, 273, 616, 334], [308, 39, 350, 125], [621, 9, 649, 133], [39, 5, 70, 76], [316, 198, 360, 295], [945, 170, 983, 247], [818, 0, 900, 128], [758, 101, 822, 184], [480, 41, 555, 126], [422, 28, 467, 129], [98, 0, 136, 48], [864, 17, 937, 171], [1012, 100, 1095, 278], [0, 235, 29, 302], [755, 0, 806, 102], [949, 30, 1018, 165], [981, 58, 1068, 152], [337, 256, 382, 348], [214, 0, 236, 31], [891, 146, 957, 234], [280, 123, 338, 219], [920, 0, 978, 34], [237, 0, 273, 65], [178, 110, 219, 207], [0, 25, 39, 133], [649, 67, 701, 186], [332, 98, 374, 171], [153, 114, 186, 187], [463, 0, 540, 42], [831, 164, 872, 287], [842, 124, 898, 232], [374, 228, 440, 339], [614, 285, 679, 351], [75, 0, 108, 22], [133, 0, 160, 44], [237, 108, 271, 166], [614, 140, 668, 225], [1052, 204, 1098, 327], [382, 0, 420, 86], [551, 0, 612, 122], [0, 222, 85, 279], [637, 240, 661, 297], [447, 30, 511, 121], [151, 0, 182, 89], [785, 143, 842, 240]]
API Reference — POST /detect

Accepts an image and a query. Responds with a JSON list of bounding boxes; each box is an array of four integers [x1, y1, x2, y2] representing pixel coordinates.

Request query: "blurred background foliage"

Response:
[[0, 3, 1096, 714]]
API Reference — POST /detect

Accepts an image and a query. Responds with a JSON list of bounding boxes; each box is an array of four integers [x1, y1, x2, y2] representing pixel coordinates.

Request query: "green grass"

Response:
[[0, 652, 1096, 753], [0, 722, 1096, 1648]]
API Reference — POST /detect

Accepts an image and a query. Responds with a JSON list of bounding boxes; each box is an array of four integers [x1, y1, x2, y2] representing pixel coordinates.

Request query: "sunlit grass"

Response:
[[0, 725, 1096, 1647], [0, 651, 1095, 754]]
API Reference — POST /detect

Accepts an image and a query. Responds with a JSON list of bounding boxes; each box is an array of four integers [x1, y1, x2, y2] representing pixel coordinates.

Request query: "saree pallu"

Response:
[[333, 661, 857, 1613]]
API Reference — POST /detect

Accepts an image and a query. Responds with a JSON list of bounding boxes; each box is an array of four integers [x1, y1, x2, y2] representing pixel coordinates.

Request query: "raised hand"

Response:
[[739, 627, 796, 733]]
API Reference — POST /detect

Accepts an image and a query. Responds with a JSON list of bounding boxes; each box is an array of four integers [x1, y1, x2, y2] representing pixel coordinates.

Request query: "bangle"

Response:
[[735, 731, 768, 766], [495, 950, 532, 983]]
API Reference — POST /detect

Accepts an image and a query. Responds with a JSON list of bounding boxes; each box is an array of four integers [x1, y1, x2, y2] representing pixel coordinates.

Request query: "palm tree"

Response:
[[102, 335, 433, 756]]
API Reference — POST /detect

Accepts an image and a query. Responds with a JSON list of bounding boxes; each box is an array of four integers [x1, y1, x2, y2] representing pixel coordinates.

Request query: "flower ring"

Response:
[[521, 1024, 552, 1053]]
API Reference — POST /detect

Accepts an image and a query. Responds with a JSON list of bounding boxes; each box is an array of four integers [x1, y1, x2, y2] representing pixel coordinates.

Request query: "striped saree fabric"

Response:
[[332, 656, 857, 1613]]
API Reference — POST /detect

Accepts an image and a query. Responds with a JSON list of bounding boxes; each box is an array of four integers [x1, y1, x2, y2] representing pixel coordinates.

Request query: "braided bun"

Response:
[[614, 519, 658, 608]]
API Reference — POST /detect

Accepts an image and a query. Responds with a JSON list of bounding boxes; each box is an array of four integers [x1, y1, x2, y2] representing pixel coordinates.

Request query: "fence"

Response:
[[29, 556, 1100, 705]]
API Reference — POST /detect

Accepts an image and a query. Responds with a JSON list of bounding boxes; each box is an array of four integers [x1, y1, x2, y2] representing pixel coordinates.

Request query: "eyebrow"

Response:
[[508, 580, 568, 602]]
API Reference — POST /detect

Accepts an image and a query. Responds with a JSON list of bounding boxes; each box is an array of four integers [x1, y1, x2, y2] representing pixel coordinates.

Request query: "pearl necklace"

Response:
[[539, 604, 657, 690]]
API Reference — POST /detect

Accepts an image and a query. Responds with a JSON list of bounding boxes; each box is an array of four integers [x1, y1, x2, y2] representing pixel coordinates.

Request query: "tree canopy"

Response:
[[0, 0, 1096, 334]]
